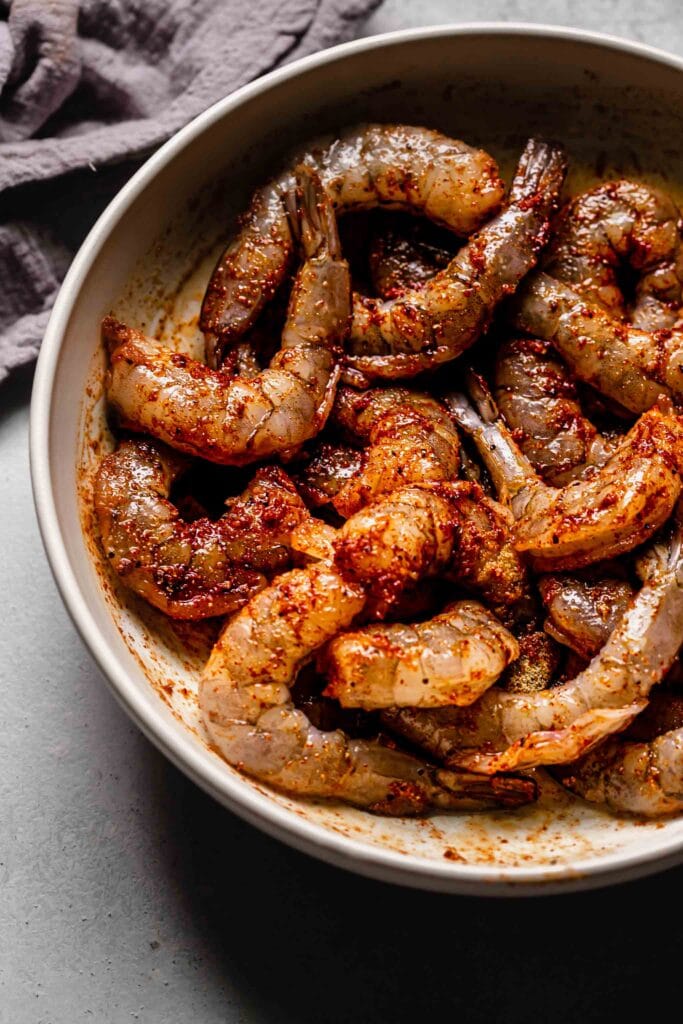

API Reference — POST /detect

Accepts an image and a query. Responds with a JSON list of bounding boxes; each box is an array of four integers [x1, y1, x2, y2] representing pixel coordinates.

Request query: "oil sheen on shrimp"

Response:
[[105, 166, 349, 465], [493, 335, 613, 485], [200, 566, 536, 813], [201, 124, 505, 365], [538, 571, 635, 659], [334, 481, 530, 618], [511, 273, 683, 413], [321, 600, 519, 710], [94, 439, 307, 619], [383, 515, 683, 774], [342, 138, 567, 384], [555, 727, 683, 816], [447, 383, 683, 571], [542, 180, 683, 330], [300, 386, 460, 518]]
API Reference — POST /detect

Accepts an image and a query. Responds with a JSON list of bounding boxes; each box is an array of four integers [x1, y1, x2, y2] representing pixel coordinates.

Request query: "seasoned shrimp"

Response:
[[384, 515, 683, 773], [296, 442, 364, 509], [298, 386, 461, 518], [94, 439, 307, 619], [334, 485, 460, 596], [329, 386, 460, 517], [201, 125, 504, 365], [542, 180, 683, 330], [493, 335, 614, 485], [343, 138, 567, 384], [511, 273, 683, 413], [106, 166, 349, 466], [555, 727, 683, 816], [447, 383, 683, 571], [335, 481, 530, 617], [200, 565, 536, 812], [321, 600, 519, 710], [538, 572, 635, 658]]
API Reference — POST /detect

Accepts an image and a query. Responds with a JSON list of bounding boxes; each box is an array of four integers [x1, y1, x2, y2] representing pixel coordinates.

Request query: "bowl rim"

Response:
[[30, 21, 683, 895]]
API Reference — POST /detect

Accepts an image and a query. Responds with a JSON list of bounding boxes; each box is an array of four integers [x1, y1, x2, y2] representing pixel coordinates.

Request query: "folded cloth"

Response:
[[0, 0, 378, 384]]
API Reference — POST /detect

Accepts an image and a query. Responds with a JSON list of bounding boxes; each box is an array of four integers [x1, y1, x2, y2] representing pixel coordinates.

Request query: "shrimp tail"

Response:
[[286, 164, 342, 261], [436, 770, 538, 810], [449, 703, 647, 774], [350, 744, 537, 813], [444, 386, 536, 509], [442, 389, 485, 437], [464, 369, 499, 421], [509, 137, 568, 205]]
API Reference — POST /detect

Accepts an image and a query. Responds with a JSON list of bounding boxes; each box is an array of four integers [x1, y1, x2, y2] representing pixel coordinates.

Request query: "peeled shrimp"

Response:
[[543, 180, 683, 330], [200, 563, 535, 813], [511, 182, 683, 414], [384, 515, 683, 773], [322, 600, 519, 710], [555, 690, 683, 816], [538, 572, 635, 659], [511, 273, 683, 413], [292, 478, 529, 622], [493, 335, 614, 485], [105, 166, 349, 466], [335, 481, 529, 617], [329, 387, 460, 517], [201, 124, 504, 365], [556, 728, 683, 816], [296, 442, 364, 510], [94, 439, 307, 619], [447, 383, 683, 571], [343, 138, 567, 384]]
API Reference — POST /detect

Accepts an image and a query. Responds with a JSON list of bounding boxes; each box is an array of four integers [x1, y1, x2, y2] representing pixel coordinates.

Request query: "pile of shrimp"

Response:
[[94, 124, 683, 819]]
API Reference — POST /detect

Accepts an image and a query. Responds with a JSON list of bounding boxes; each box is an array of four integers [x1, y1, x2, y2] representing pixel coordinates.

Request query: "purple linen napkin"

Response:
[[0, 0, 378, 384]]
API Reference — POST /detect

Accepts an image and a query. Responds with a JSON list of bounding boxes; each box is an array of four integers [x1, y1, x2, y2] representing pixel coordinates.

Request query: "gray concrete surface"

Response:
[[3, 3, 683, 1022]]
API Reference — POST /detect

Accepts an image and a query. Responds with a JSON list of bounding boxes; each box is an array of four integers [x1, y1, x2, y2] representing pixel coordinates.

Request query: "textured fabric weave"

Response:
[[0, 0, 377, 383]]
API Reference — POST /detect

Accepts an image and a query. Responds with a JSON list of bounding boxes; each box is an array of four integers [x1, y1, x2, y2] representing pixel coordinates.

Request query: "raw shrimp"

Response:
[[555, 727, 683, 816], [201, 125, 504, 365], [383, 515, 683, 773], [447, 383, 683, 571], [335, 481, 530, 617], [321, 600, 519, 710], [493, 335, 614, 485], [328, 386, 460, 517], [334, 485, 460, 597], [200, 563, 536, 812], [542, 180, 683, 330], [296, 442, 364, 509], [94, 439, 307, 619], [292, 477, 528, 620], [538, 572, 635, 659], [343, 138, 567, 384], [510, 273, 683, 413], [105, 166, 349, 466]]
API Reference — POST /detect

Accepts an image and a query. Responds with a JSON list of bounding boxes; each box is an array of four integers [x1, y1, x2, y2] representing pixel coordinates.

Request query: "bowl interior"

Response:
[[40, 28, 683, 891]]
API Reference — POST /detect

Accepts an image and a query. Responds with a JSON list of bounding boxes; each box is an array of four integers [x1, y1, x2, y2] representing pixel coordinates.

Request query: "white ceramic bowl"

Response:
[[31, 24, 683, 894]]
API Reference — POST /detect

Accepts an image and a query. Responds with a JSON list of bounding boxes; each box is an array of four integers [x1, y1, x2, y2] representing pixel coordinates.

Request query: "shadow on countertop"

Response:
[[147, 746, 683, 1024]]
